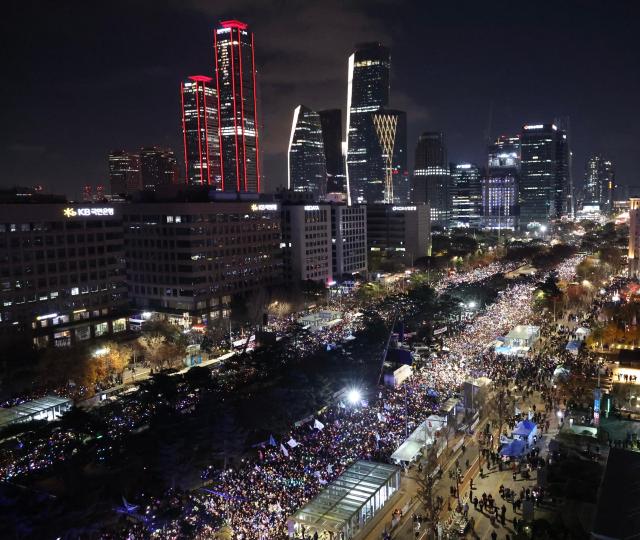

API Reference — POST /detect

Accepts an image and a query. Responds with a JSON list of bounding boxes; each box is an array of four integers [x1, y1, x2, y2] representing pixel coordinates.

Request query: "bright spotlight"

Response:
[[468, 301, 477, 309], [347, 388, 362, 405]]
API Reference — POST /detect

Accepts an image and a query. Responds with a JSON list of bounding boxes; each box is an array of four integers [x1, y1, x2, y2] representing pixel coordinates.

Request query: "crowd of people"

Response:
[[102, 262, 585, 539], [0, 255, 590, 540]]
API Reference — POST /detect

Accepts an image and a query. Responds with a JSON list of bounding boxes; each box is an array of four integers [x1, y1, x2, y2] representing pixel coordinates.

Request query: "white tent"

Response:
[[390, 415, 445, 464]]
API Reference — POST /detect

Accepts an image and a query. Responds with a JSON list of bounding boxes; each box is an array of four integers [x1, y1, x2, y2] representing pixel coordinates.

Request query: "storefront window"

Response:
[[75, 326, 91, 341], [112, 318, 126, 333], [94, 322, 108, 337]]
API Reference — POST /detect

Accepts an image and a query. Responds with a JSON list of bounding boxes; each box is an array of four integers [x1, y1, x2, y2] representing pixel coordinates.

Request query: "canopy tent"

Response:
[[512, 419, 537, 443], [289, 461, 400, 538], [566, 340, 582, 356], [499, 439, 526, 457], [390, 440, 423, 464], [552, 365, 570, 381], [575, 327, 591, 340]]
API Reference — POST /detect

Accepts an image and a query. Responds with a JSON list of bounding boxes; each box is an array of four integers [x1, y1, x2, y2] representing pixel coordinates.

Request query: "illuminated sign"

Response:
[[304, 205, 320, 211], [63, 207, 114, 217], [523, 124, 544, 130], [250, 203, 278, 211], [36, 313, 58, 321], [392, 206, 417, 211]]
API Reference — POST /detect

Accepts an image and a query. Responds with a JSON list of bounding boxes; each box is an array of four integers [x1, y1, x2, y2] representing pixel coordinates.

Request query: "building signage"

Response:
[[523, 124, 544, 130], [250, 203, 278, 212], [63, 207, 114, 218], [304, 205, 320, 211], [392, 206, 416, 212]]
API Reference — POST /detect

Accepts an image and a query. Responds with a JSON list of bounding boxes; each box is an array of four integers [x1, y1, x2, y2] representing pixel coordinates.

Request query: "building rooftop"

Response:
[[0, 395, 72, 429], [290, 460, 398, 533]]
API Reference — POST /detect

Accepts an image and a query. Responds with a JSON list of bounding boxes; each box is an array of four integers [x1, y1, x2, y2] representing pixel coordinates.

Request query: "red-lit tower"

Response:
[[214, 20, 261, 193], [180, 75, 220, 186]]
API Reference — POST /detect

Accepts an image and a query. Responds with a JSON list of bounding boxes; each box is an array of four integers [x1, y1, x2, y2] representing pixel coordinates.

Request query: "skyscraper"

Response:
[[214, 20, 260, 193], [108, 150, 141, 195], [372, 109, 408, 203], [140, 146, 177, 190], [180, 75, 219, 186], [519, 123, 569, 229], [412, 132, 451, 225], [345, 42, 390, 204], [450, 163, 482, 227], [287, 105, 327, 199], [483, 135, 520, 230], [584, 154, 616, 212], [318, 109, 346, 195]]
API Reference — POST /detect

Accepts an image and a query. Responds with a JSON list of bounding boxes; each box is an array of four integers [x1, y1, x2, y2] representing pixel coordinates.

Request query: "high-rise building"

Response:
[[214, 20, 261, 193], [412, 132, 451, 226], [483, 135, 520, 230], [140, 146, 177, 190], [331, 204, 367, 280], [319, 109, 346, 195], [281, 203, 333, 284], [584, 154, 616, 212], [108, 150, 142, 196], [450, 163, 482, 227], [629, 198, 640, 278], [345, 42, 390, 204], [287, 105, 327, 200], [180, 76, 219, 187], [519, 123, 569, 229], [372, 109, 408, 204]]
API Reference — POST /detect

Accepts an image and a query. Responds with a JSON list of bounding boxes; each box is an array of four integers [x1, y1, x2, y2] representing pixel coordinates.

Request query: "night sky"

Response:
[[2, 0, 639, 199]]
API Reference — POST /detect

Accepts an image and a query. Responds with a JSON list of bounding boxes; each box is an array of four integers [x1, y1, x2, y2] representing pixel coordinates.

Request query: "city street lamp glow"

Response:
[[468, 301, 477, 309], [347, 388, 362, 405], [93, 347, 109, 357]]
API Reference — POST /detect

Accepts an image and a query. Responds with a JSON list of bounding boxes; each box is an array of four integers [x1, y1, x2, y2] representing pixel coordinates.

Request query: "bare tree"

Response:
[[487, 386, 515, 448], [416, 442, 441, 533]]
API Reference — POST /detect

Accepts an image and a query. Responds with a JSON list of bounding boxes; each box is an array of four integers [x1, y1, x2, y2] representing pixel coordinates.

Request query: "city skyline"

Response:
[[2, 0, 639, 198]]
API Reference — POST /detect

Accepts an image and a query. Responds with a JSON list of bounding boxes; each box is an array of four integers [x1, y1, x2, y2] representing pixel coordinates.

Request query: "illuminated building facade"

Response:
[[214, 20, 261, 193], [287, 105, 327, 200], [140, 146, 177, 190], [319, 109, 346, 196], [629, 198, 640, 278], [519, 123, 569, 229], [346, 42, 390, 204], [412, 132, 451, 226], [372, 109, 408, 204], [483, 135, 520, 230], [109, 150, 142, 195], [281, 203, 332, 284], [584, 154, 616, 213], [123, 200, 282, 325], [331, 204, 367, 280], [0, 202, 128, 347], [450, 163, 482, 227], [180, 76, 219, 187]]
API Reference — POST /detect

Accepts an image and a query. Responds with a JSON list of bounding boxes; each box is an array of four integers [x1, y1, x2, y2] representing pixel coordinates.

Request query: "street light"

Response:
[[347, 388, 362, 405], [467, 301, 477, 309], [93, 347, 109, 357]]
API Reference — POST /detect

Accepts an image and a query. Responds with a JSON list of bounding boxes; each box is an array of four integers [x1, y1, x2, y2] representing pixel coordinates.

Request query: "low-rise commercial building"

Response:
[[0, 201, 128, 347], [366, 203, 431, 265], [331, 204, 367, 281]]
